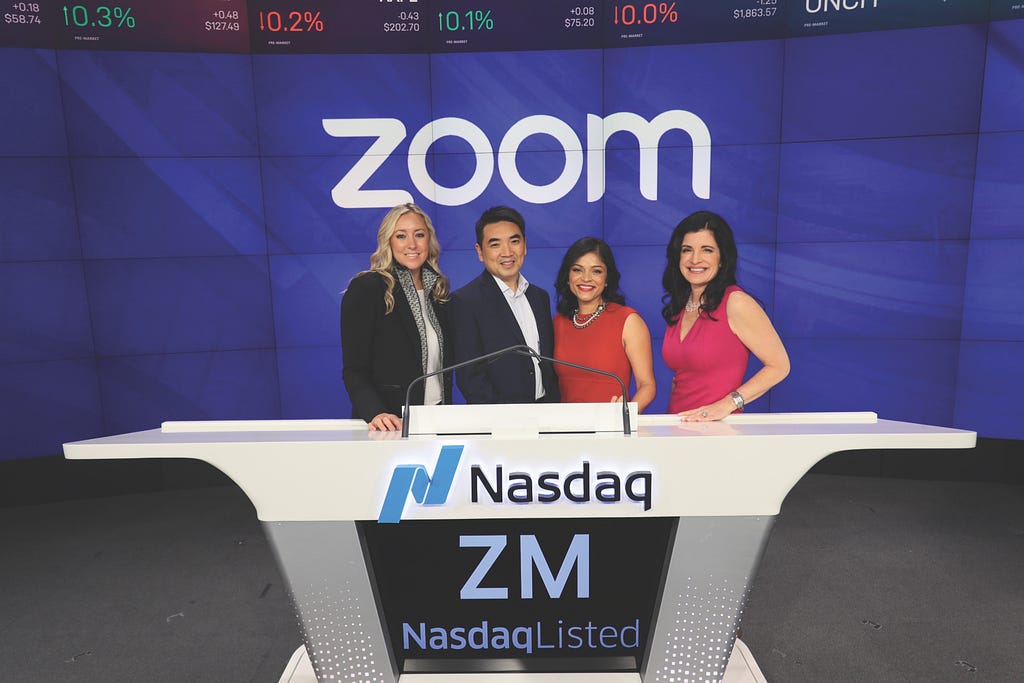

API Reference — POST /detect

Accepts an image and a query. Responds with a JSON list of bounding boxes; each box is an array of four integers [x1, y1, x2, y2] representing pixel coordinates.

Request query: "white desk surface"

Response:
[[65, 412, 975, 522]]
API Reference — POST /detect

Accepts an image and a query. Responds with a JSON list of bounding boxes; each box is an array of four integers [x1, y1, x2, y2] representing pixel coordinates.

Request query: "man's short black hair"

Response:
[[475, 206, 526, 246]]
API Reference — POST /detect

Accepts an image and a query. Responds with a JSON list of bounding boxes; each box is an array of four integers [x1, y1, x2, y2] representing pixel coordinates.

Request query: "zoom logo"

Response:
[[323, 110, 712, 208], [378, 445, 463, 524]]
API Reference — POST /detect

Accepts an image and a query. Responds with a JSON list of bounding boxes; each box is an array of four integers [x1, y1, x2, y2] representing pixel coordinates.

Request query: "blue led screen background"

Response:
[[2, 3, 1023, 459]]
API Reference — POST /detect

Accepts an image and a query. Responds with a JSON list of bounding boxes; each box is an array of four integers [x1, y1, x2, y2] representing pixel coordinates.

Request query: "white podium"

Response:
[[64, 409, 974, 683]]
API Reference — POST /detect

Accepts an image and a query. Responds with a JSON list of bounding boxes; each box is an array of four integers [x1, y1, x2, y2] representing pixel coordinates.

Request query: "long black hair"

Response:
[[661, 211, 739, 324], [555, 237, 626, 318]]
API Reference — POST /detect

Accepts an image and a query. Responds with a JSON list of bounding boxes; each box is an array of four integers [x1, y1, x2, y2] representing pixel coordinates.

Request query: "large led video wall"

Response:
[[2, 0, 1023, 460]]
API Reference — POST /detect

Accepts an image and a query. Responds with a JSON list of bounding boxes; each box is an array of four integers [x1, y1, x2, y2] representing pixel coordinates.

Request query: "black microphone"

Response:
[[401, 344, 539, 438], [510, 346, 632, 436]]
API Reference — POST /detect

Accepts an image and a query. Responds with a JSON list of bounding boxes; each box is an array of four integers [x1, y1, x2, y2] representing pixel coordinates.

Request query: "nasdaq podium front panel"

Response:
[[64, 411, 975, 682]]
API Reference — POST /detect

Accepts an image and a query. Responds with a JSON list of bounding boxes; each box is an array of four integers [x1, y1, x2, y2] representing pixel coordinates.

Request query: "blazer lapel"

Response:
[[393, 287, 422, 352], [527, 286, 556, 353], [480, 273, 527, 346]]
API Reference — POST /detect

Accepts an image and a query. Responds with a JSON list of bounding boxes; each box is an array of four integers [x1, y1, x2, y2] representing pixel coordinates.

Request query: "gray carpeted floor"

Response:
[[742, 475, 1024, 683], [1, 473, 1021, 682]]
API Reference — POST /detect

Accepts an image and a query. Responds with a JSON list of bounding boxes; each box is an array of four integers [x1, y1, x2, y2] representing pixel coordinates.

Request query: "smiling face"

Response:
[[679, 228, 721, 291], [568, 250, 607, 312], [389, 211, 430, 276], [476, 220, 527, 289]]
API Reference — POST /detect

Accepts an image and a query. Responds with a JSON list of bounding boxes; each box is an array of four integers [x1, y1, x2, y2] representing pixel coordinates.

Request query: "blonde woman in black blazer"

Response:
[[341, 204, 452, 431]]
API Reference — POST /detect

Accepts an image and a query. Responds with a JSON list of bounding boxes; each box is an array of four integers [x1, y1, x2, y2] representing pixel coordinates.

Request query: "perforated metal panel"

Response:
[[643, 516, 774, 683], [264, 521, 395, 683]]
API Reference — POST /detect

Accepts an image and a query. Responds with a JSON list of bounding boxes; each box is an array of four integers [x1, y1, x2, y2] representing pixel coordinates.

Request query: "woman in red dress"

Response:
[[661, 211, 789, 421], [552, 237, 656, 412]]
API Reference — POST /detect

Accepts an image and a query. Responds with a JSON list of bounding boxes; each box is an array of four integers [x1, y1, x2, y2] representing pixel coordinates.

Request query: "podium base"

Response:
[[277, 639, 768, 683]]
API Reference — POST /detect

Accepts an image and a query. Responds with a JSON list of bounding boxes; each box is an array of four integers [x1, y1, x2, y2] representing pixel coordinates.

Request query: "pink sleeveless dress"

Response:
[[662, 286, 749, 413]]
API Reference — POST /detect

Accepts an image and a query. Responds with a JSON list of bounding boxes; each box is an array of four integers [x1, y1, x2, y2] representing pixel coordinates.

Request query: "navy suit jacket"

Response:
[[450, 271, 560, 404]]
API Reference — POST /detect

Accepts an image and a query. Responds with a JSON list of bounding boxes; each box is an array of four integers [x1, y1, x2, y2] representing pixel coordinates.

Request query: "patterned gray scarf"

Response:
[[394, 265, 445, 381]]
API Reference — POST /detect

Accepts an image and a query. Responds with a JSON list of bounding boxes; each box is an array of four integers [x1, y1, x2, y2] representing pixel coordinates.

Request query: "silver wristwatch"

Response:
[[730, 390, 745, 410]]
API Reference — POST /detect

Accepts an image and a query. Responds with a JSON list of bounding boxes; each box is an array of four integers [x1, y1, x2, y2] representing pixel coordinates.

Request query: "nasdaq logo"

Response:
[[470, 462, 652, 512], [378, 445, 463, 524], [323, 110, 712, 208]]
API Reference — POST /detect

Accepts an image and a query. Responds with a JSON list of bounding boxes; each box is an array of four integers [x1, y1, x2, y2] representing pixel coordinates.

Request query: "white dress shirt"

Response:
[[492, 273, 544, 400]]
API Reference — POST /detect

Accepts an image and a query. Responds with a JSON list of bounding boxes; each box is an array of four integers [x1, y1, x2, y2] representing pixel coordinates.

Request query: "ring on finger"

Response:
[[701, 410, 708, 418]]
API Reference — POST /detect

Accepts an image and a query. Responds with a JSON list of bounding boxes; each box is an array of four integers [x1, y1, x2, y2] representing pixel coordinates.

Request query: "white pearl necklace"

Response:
[[572, 302, 607, 329], [684, 295, 700, 313]]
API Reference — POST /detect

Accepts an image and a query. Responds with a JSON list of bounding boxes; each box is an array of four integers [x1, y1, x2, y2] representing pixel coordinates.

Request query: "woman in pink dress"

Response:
[[661, 212, 789, 421], [553, 237, 656, 412]]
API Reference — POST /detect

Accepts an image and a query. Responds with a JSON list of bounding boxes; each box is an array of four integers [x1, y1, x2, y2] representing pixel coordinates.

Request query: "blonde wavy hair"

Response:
[[366, 203, 450, 314]]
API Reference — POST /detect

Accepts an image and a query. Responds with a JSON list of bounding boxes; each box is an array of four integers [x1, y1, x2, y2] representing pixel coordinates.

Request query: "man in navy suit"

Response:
[[451, 206, 560, 404]]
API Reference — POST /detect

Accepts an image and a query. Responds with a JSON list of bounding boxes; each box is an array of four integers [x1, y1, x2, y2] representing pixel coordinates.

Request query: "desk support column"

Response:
[[642, 516, 775, 683], [264, 521, 397, 683]]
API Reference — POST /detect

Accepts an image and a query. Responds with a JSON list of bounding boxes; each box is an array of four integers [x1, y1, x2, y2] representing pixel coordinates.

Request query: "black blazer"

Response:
[[450, 270, 560, 404], [340, 271, 452, 421]]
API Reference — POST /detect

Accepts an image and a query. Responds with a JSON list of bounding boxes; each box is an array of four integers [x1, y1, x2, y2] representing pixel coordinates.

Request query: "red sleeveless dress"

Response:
[[553, 302, 635, 403], [662, 286, 749, 413]]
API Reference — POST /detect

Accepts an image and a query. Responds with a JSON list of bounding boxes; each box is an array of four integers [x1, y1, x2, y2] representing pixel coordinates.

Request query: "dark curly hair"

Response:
[[555, 237, 626, 318], [661, 211, 738, 325]]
